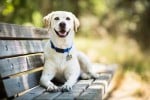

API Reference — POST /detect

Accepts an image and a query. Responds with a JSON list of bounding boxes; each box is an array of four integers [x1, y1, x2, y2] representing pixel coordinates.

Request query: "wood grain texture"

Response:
[[15, 86, 46, 100], [34, 92, 61, 100], [54, 80, 93, 100], [76, 89, 102, 100], [3, 71, 42, 97], [13, 72, 114, 100], [0, 40, 44, 58], [0, 23, 49, 39], [76, 72, 114, 100], [0, 54, 44, 78]]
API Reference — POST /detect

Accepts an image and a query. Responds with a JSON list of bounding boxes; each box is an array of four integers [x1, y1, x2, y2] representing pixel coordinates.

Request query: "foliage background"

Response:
[[0, 0, 150, 99], [1, 0, 150, 51]]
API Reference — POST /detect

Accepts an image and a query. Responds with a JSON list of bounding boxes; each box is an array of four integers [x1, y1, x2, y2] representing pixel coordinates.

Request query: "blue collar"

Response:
[[50, 41, 72, 53]]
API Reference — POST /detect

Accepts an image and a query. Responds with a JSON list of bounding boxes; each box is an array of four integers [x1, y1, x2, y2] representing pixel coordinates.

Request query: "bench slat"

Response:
[[0, 40, 45, 58], [3, 71, 42, 97], [76, 83, 103, 100], [76, 73, 113, 100], [93, 73, 113, 94], [33, 91, 61, 100], [15, 86, 46, 100], [54, 80, 93, 100], [0, 54, 44, 78], [0, 23, 49, 39], [76, 89, 102, 100]]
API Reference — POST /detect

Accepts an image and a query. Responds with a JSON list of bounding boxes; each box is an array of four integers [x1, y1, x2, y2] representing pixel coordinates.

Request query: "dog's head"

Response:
[[43, 11, 80, 38]]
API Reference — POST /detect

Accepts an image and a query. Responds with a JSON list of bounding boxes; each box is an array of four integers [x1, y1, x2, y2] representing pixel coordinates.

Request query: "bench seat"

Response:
[[0, 23, 117, 100]]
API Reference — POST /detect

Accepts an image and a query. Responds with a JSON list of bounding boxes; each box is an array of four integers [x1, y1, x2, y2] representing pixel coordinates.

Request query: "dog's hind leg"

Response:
[[77, 51, 100, 79]]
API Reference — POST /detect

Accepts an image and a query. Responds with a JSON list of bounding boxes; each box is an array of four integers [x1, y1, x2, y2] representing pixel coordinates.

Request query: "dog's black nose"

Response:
[[59, 22, 66, 28]]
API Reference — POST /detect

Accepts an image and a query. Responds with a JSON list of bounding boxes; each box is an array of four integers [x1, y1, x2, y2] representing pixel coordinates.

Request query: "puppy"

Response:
[[40, 11, 99, 92]]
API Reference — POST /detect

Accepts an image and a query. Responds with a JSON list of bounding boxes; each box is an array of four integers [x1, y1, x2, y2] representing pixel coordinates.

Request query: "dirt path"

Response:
[[105, 71, 150, 100]]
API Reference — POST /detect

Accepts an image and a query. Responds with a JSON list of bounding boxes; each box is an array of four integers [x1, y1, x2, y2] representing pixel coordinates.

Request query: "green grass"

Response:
[[75, 36, 150, 82]]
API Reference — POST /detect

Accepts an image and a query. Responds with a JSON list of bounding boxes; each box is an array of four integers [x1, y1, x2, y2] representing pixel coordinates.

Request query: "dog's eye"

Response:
[[54, 17, 59, 20], [66, 17, 70, 20]]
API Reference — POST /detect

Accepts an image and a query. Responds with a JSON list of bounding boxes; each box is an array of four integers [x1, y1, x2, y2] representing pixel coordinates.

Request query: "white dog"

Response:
[[40, 11, 99, 92]]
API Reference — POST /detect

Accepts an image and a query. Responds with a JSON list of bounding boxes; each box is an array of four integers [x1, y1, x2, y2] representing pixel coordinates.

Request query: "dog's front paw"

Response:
[[47, 84, 60, 92], [61, 84, 72, 92]]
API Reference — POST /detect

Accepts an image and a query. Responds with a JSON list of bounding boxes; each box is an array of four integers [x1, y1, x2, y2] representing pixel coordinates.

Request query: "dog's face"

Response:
[[43, 11, 80, 38]]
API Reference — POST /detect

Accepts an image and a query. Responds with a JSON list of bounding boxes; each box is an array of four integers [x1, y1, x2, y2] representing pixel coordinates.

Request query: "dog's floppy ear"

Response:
[[72, 14, 80, 32], [43, 12, 55, 28]]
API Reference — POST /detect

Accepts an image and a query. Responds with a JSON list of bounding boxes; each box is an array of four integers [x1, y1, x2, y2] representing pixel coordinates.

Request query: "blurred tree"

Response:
[[41, 0, 54, 16], [135, 2, 150, 51], [100, 0, 150, 51], [0, 0, 80, 26], [0, 0, 42, 26]]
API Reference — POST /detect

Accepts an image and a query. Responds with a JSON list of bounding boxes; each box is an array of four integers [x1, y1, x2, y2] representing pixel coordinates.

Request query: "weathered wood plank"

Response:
[[34, 92, 61, 100], [77, 72, 114, 100], [0, 23, 49, 39], [54, 79, 93, 100], [0, 40, 44, 58], [15, 86, 46, 100], [93, 73, 113, 94], [76, 79, 93, 85], [0, 54, 44, 78], [77, 80, 104, 100], [76, 89, 102, 100], [11, 68, 115, 99], [54, 92, 76, 100], [3, 71, 42, 97], [76, 81, 104, 100]]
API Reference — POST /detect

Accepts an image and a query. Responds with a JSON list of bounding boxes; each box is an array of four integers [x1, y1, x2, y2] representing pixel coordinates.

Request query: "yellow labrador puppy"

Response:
[[40, 11, 99, 92]]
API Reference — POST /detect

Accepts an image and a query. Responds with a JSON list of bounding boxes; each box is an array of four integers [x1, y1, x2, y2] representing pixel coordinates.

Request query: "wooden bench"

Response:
[[0, 23, 117, 100]]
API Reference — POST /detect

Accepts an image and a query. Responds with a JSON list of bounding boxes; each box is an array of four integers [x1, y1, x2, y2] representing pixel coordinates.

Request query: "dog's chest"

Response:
[[52, 52, 69, 71], [54, 54, 68, 81]]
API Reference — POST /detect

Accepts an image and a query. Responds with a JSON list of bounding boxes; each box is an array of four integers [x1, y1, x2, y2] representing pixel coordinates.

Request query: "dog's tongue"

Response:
[[59, 30, 66, 34]]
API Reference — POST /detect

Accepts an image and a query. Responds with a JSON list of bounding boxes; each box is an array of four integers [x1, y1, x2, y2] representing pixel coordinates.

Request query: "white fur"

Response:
[[40, 11, 99, 92]]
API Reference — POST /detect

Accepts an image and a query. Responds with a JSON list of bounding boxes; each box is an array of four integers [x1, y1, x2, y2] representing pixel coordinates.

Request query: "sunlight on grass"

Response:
[[75, 36, 150, 82]]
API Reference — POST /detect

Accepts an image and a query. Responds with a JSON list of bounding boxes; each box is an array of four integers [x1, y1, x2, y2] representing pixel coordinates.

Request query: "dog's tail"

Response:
[[77, 51, 117, 74], [91, 63, 118, 74]]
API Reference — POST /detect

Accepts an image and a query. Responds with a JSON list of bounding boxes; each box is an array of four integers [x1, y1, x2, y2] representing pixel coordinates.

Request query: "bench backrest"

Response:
[[0, 23, 49, 98]]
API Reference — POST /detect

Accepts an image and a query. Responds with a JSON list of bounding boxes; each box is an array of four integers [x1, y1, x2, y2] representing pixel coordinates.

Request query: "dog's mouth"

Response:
[[54, 29, 70, 38]]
